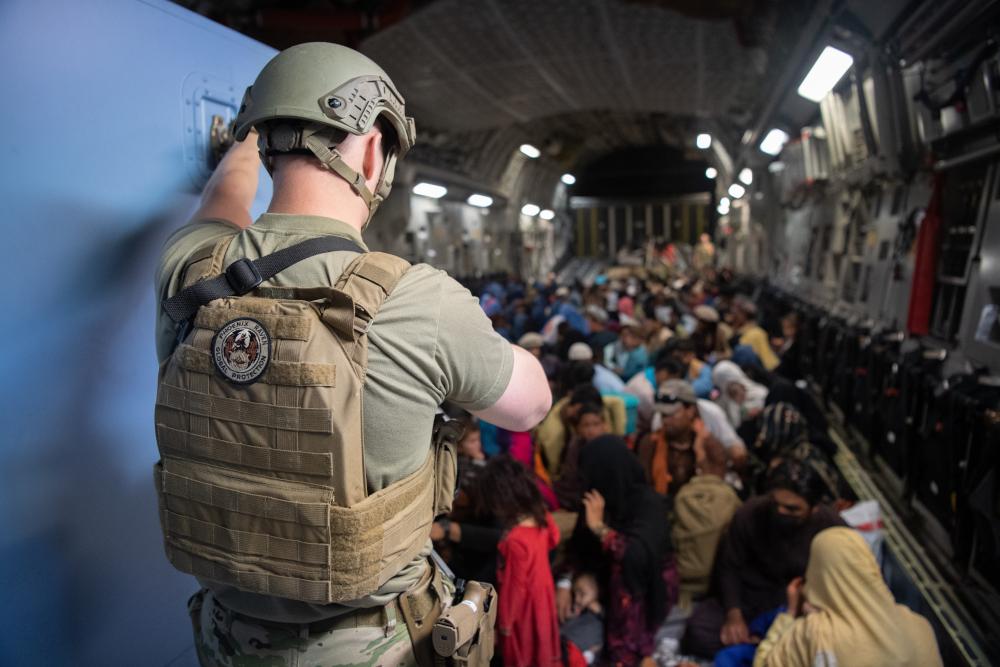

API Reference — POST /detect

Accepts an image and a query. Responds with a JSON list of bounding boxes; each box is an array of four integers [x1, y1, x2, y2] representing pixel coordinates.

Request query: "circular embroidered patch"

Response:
[[212, 318, 271, 385]]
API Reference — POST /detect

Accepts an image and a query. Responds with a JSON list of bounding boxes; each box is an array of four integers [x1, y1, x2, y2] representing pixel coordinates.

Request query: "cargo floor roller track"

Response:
[[828, 419, 999, 666]]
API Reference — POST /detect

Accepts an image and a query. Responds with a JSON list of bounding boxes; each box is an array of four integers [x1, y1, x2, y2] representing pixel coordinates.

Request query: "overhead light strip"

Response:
[[797, 46, 854, 103]]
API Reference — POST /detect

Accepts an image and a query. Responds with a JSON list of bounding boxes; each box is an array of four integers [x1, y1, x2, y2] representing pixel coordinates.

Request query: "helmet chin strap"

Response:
[[258, 125, 395, 232], [302, 130, 391, 232]]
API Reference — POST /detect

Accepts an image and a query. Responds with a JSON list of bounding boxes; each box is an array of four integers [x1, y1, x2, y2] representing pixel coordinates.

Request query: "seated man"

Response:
[[636, 380, 727, 496], [567, 341, 626, 394], [627, 358, 747, 466], [682, 459, 845, 659]]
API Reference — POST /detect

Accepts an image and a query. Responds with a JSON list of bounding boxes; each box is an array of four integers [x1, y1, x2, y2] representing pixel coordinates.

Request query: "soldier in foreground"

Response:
[[153, 43, 551, 666]]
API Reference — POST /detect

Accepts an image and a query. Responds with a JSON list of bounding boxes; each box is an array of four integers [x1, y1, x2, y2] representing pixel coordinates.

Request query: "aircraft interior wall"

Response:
[[739, 27, 1000, 378], [0, 1, 276, 664]]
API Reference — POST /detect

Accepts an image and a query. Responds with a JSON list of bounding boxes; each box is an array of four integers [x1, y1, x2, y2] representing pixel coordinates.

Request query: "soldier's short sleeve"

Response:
[[154, 219, 240, 361], [433, 274, 514, 411]]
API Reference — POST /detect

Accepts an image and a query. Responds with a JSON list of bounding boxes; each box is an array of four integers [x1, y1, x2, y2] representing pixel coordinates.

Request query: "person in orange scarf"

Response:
[[754, 527, 942, 667], [636, 380, 727, 496]]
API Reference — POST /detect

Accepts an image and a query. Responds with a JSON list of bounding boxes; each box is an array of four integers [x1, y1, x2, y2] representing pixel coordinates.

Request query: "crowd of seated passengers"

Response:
[[432, 263, 942, 667]]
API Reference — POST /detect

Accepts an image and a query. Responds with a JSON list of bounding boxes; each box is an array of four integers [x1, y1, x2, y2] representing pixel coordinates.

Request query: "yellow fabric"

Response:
[[535, 395, 626, 478], [753, 527, 943, 667], [738, 324, 779, 371]]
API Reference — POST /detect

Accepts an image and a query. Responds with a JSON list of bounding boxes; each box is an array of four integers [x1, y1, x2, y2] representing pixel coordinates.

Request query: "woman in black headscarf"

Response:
[[751, 402, 846, 505], [557, 435, 678, 666], [763, 379, 835, 456]]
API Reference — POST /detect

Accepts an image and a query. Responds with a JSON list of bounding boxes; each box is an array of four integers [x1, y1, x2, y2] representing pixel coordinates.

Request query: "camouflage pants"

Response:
[[189, 588, 419, 667]]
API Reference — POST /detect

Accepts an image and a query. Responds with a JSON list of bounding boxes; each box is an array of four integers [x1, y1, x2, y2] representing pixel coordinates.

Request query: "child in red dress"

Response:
[[478, 455, 562, 667]]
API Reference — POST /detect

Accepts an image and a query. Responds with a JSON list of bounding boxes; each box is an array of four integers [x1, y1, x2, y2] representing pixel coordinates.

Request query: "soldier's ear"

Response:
[[362, 126, 384, 184]]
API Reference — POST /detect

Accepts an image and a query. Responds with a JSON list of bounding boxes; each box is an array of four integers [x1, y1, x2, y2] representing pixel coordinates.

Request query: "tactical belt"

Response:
[[228, 601, 390, 634], [161, 235, 364, 324]]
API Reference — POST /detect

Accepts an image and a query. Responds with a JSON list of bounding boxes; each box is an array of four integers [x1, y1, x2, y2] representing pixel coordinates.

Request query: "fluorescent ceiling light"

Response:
[[467, 194, 493, 208], [768, 161, 786, 173], [717, 204, 729, 215], [561, 173, 576, 185], [759, 128, 789, 156], [705, 167, 718, 179], [521, 203, 541, 216], [519, 144, 541, 158], [719, 197, 730, 208], [739, 168, 753, 185], [413, 182, 447, 199], [696, 133, 712, 149], [797, 46, 854, 102], [540, 209, 555, 220], [728, 183, 746, 199]]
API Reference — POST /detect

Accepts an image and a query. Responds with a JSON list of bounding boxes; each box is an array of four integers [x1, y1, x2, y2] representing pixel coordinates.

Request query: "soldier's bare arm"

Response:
[[471, 344, 552, 433], [191, 129, 259, 229]]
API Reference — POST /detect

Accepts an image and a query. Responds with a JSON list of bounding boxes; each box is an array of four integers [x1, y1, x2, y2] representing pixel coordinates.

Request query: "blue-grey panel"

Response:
[[0, 1, 274, 665]]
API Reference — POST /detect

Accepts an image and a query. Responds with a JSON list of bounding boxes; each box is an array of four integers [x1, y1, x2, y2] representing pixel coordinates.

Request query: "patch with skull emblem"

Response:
[[212, 318, 271, 385]]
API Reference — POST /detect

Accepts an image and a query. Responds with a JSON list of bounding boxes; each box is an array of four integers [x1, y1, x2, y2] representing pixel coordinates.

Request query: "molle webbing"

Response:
[[159, 466, 331, 526], [176, 344, 336, 387], [157, 384, 333, 433], [157, 451, 435, 604], [156, 424, 334, 479], [163, 510, 330, 565], [168, 548, 334, 602], [194, 308, 313, 340]]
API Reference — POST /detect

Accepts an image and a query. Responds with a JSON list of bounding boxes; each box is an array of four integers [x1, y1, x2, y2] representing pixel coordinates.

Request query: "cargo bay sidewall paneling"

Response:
[[0, 1, 275, 665]]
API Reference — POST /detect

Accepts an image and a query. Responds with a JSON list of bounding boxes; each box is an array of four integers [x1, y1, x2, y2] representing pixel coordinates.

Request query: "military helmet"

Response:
[[234, 42, 416, 226]]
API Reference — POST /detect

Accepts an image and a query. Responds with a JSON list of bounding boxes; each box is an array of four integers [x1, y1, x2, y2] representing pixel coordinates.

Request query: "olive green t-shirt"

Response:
[[155, 213, 514, 621]]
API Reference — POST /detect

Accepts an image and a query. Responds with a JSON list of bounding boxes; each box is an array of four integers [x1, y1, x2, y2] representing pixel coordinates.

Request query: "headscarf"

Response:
[[753, 403, 843, 504], [765, 380, 835, 456], [753, 402, 809, 462], [797, 527, 941, 666], [712, 360, 768, 427], [575, 435, 671, 624]]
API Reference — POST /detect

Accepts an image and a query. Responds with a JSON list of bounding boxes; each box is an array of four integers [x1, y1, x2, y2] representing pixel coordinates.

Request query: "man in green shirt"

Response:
[[155, 43, 551, 666]]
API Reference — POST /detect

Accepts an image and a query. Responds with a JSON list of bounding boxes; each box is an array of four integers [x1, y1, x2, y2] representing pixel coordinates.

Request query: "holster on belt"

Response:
[[398, 558, 453, 666], [431, 581, 498, 666]]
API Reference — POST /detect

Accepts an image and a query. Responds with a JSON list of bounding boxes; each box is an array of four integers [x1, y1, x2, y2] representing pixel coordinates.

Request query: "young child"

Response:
[[560, 572, 605, 664], [456, 419, 487, 490], [478, 455, 562, 667]]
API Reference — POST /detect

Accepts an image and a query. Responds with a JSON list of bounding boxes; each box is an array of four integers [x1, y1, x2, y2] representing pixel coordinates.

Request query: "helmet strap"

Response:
[[261, 125, 396, 232], [303, 133, 375, 206]]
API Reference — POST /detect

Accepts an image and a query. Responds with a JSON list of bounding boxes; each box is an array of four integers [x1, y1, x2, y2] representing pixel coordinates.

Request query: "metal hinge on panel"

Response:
[[182, 72, 239, 188]]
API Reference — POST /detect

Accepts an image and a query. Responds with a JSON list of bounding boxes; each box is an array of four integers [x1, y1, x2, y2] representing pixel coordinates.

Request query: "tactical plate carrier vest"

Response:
[[154, 236, 459, 604]]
